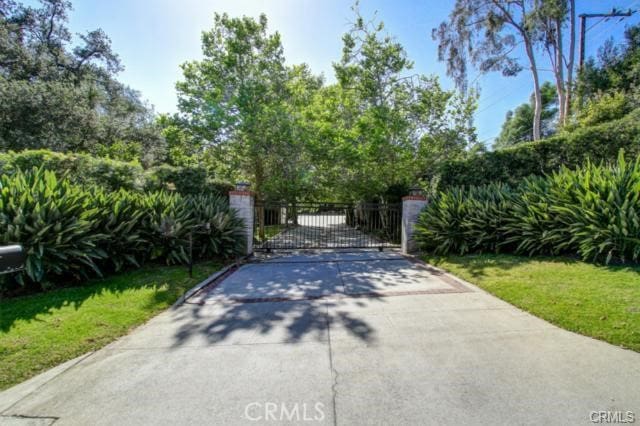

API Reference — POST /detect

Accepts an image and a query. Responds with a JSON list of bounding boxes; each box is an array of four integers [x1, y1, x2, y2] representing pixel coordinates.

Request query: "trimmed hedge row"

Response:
[[415, 152, 640, 264], [0, 168, 245, 293], [435, 109, 640, 188], [0, 150, 233, 195]]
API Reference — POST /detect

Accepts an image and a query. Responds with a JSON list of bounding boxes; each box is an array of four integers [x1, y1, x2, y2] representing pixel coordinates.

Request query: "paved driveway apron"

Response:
[[1, 250, 639, 425]]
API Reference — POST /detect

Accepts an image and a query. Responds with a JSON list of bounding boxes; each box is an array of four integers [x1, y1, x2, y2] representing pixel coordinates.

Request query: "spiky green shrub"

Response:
[[414, 188, 471, 255], [0, 168, 245, 293], [0, 169, 106, 288], [503, 176, 565, 256], [91, 190, 148, 272], [185, 194, 246, 258], [414, 183, 514, 255], [463, 183, 516, 253], [416, 152, 640, 264], [138, 191, 194, 265], [548, 153, 640, 263]]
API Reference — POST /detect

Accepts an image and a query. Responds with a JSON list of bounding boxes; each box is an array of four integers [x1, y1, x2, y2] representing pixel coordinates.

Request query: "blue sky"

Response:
[[58, 0, 640, 147]]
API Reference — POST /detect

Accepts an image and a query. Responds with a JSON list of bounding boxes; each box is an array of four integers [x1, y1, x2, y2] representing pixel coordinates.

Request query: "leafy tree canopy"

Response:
[[175, 7, 479, 202], [0, 0, 164, 165]]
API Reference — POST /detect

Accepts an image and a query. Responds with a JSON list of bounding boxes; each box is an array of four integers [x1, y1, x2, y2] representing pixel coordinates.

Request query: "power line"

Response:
[[586, 17, 606, 33], [579, 7, 635, 68]]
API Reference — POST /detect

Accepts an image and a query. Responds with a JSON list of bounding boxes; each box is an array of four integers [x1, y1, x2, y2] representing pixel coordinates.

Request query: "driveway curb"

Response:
[[172, 257, 250, 308]]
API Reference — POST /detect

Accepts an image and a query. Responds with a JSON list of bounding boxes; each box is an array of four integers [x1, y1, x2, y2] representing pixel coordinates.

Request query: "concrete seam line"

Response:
[[324, 304, 338, 426], [0, 415, 59, 425], [172, 256, 249, 308]]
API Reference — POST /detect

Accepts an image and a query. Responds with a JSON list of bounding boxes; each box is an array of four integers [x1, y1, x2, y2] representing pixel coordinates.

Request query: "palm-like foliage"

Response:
[[0, 169, 106, 286], [416, 152, 640, 264], [1, 168, 245, 291]]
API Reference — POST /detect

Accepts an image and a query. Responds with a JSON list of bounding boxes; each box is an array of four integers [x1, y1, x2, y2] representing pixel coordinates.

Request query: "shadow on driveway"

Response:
[[172, 297, 380, 347]]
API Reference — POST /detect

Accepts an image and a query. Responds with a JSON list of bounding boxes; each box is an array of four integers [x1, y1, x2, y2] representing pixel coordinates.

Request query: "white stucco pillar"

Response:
[[401, 195, 428, 254], [229, 188, 254, 256]]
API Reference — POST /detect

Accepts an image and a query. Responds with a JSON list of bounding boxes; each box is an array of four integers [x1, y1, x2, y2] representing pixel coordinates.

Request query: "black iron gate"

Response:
[[253, 202, 401, 251]]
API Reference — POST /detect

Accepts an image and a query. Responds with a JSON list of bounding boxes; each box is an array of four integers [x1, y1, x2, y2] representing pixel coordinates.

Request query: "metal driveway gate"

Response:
[[253, 202, 401, 251]]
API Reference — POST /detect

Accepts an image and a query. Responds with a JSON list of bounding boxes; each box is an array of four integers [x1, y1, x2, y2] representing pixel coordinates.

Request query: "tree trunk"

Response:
[[524, 41, 542, 141], [564, 0, 576, 125], [554, 17, 566, 125]]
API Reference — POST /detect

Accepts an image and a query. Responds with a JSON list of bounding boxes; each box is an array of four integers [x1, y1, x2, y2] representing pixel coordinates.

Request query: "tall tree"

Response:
[[0, 0, 163, 164], [176, 13, 310, 201], [433, 0, 544, 140], [532, 0, 576, 125]]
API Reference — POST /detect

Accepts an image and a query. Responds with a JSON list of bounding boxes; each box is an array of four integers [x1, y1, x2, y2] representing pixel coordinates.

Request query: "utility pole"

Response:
[[579, 8, 634, 69]]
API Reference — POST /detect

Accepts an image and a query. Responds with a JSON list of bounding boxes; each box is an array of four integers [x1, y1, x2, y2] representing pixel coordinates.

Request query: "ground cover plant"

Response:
[[0, 167, 244, 294], [416, 152, 640, 265]]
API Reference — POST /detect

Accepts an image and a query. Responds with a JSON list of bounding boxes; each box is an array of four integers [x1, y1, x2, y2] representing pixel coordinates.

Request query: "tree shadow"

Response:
[[170, 297, 380, 347], [168, 254, 456, 347]]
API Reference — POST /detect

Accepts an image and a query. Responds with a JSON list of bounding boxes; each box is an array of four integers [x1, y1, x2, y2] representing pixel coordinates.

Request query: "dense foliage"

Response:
[[173, 8, 478, 203], [0, 150, 232, 195], [435, 109, 640, 188], [0, 0, 165, 165], [416, 152, 640, 264], [0, 168, 244, 293]]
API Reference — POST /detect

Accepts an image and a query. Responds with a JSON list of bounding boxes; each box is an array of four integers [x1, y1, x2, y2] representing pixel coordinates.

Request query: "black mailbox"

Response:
[[0, 245, 26, 274]]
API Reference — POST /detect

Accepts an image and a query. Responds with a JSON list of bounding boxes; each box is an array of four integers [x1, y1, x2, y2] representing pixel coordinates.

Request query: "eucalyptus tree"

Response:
[[433, 0, 544, 140], [434, 0, 580, 139], [531, 0, 576, 125]]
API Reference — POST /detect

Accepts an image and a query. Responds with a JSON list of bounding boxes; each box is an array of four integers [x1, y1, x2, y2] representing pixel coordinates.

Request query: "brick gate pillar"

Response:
[[229, 183, 254, 256], [401, 193, 428, 254]]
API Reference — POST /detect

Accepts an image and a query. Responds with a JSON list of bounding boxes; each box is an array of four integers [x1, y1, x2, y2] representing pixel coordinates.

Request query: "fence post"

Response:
[[229, 184, 254, 256], [401, 194, 427, 254]]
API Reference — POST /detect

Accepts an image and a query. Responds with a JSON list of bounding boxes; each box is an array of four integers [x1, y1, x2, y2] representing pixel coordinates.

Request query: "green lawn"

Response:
[[0, 261, 221, 391], [423, 254, 640, 352]]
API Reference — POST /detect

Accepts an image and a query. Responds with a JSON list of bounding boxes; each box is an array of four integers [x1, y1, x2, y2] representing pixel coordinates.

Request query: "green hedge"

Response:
[[435, 109, 640, 188], [0, 168, 245, 293], [0, 150, 144, 192], [415, 152, 640, 264], [144, 164, 233, 195], [0, 150, 233, 195]]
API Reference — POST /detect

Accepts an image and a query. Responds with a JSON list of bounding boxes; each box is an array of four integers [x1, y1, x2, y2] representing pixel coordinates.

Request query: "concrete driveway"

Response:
[[1, 250, 639, 425]]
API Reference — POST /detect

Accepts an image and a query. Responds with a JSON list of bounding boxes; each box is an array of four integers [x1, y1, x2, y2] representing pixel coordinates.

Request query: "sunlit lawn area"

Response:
[[0, 261, 221, 391], [424, 254, 640, 352]]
